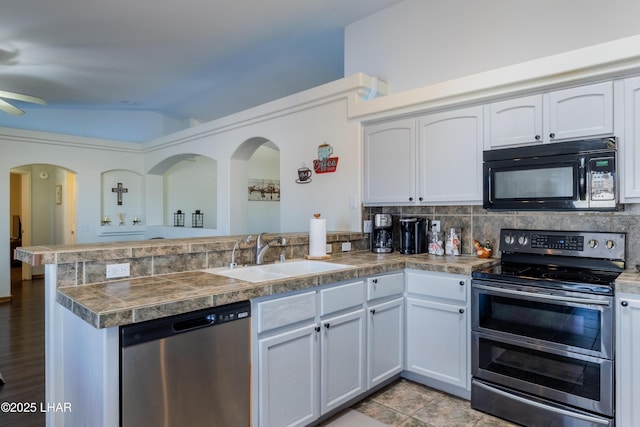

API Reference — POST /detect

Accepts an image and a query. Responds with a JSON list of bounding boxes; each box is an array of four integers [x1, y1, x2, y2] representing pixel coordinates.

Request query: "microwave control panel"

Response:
[[589, 157, 615, 201]]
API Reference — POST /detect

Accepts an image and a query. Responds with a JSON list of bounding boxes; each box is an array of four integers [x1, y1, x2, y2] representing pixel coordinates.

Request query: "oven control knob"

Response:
[[504, 234, 515, 245], [588, 239, 598, 249], [517, 235, 528, 246], [606, 240, 616, 249]]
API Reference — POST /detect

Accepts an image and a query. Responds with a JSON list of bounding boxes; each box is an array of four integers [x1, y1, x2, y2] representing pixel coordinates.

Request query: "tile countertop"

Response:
[[615, 269, 640, 294], [55, 252, 498, 329]]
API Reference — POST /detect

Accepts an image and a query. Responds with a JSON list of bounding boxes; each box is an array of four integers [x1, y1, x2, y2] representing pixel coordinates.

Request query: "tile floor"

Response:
[[319, 379, 519, 427]]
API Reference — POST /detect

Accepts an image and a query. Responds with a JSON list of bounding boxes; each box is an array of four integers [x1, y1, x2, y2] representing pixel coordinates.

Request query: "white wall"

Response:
[[345, 0, 640, 95], [143, 75, 372, 235], [0, 128, 144, 297], [0, 75, 375, 298]]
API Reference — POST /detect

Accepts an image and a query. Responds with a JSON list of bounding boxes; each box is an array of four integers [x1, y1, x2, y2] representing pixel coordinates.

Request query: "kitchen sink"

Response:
[[203, 260, 351, 283]]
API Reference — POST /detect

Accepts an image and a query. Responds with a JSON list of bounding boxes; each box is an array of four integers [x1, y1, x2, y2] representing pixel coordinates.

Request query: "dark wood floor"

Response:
[[0, 267, 45, 426]]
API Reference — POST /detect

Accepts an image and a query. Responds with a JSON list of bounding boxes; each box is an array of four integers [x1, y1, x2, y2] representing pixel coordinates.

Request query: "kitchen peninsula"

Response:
[[15, 233, 498, 427]]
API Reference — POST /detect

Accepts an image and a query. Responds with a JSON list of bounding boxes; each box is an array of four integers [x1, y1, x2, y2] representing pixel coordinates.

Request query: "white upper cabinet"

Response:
[[486, 81, 614, 149], [545, 81, 613, 142], [363, 118, 416, 204], [417, 106, 484, 204], [622, 76, 640, 202], [363, 107, 483, 206], [487, 94, 543, 148]]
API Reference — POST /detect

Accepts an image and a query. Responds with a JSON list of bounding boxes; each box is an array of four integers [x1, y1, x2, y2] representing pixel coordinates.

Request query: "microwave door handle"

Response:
[[487, 170, 493, 202], [578, 157, 587, 200]]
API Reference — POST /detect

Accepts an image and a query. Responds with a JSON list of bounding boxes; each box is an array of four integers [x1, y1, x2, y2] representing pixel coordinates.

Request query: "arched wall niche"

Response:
[[101, 169, 142, 226], [147, 154, 218, 229], [230, 138, 280, 235]]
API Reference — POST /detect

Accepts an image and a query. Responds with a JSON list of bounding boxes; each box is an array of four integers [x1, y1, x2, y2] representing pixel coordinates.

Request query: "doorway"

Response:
[[10, 164, 76, 285]]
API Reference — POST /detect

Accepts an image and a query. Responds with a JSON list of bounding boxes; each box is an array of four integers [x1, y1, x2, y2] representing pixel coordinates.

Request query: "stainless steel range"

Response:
[[471, 229, 625, 427]]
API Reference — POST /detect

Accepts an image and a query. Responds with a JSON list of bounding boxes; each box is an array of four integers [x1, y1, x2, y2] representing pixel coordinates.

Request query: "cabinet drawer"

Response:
[[366, 272, 404, 301], [257, 291, 317, 333], [406, 271, 467, 303], [320, 280, 364, 316]]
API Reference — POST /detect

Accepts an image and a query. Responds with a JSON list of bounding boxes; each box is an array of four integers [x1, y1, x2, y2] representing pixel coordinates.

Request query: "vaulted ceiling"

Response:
[[1, 0, 402, 131]]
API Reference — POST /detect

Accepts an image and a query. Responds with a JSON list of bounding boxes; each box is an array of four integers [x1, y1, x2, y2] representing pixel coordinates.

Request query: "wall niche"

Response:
[[147, 154, 218, 233], [100, 169, 142, 227]]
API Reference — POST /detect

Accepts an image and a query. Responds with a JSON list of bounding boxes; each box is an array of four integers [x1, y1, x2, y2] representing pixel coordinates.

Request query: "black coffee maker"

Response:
[[399, 218, 428, 254], [371, 213, 393, 253]]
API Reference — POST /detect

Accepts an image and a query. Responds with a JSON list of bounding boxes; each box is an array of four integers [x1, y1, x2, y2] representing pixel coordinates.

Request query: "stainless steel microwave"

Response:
[[483, 138, 618, 211]]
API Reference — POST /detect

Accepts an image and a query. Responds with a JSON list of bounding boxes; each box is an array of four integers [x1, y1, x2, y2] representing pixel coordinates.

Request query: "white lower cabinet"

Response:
[[367, 296, 404, 388], [254, 280, 367, 427], [366, 272, 405, 388], [258, 323, 319, 427], [616, 293, 640, 426], [405, 270, 470, 398], [320, 308, 366, 414]]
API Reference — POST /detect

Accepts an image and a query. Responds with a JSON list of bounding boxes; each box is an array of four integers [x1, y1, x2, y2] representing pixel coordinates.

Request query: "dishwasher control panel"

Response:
[[121, 300, 251, 347]]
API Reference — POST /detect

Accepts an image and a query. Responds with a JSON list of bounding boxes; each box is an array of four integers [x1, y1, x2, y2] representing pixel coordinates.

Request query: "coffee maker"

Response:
[[371, 213, 393, 253], [399, 217, 428, 254]]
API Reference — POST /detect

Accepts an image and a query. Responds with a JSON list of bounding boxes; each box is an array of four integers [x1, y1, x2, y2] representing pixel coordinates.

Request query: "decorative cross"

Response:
[[111, 183, 128, 206]]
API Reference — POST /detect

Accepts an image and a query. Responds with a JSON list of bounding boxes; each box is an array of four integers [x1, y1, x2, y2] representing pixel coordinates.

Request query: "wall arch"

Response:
[[146, 153, 218, 229], [230, 138, 280, 235]]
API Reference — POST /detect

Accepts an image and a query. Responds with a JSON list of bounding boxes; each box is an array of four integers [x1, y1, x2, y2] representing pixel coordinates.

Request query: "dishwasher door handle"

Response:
[[173, 314, 215, 332]]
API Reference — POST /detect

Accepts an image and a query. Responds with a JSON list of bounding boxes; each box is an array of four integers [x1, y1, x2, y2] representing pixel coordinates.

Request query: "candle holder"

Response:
[[101, 216, 111, 226], [192, 210, 204, 228], [132, 216, 141, 225], [173, 210, 185, 227]]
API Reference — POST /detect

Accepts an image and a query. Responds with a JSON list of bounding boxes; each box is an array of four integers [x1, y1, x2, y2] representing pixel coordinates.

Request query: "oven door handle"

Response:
[[473, 284, 611, 306]]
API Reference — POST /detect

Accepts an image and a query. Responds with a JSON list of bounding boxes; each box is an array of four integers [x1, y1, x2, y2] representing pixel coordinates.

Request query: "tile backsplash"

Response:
[[365, 204, 640, 267]]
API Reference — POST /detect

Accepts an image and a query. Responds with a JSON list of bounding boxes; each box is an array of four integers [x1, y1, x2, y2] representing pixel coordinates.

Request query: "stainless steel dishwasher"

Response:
[[120, 301, 251, 427]]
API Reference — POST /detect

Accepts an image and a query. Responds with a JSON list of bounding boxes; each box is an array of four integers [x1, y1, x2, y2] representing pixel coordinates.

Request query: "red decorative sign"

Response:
[[313, 157, 339, 174]]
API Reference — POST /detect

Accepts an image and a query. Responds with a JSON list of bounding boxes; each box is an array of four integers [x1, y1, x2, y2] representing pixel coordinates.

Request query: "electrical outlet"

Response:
[[363, 220, 372, 233], [431, 220, 441, 232], [326, 244, 333, 254], [106, 263, 130, 279], [341, 242, 352, 252]]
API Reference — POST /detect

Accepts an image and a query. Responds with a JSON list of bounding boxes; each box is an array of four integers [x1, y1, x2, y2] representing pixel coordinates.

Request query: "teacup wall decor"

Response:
[[296, 165, 312, 184], [313, 142, 339, 174]]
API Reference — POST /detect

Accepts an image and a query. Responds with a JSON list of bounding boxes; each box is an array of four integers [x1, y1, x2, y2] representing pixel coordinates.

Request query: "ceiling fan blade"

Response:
[[0, 98, 26, 115], [0, 90, 47, 105]]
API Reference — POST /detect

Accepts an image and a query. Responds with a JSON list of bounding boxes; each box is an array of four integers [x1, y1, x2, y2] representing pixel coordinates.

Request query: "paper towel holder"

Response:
[[306, 213, 331, 260]]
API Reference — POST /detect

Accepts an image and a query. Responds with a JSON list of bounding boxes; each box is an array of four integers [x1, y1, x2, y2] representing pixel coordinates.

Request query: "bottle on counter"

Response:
[[445, 228, 461, 256], [428, 225, 444, 256]]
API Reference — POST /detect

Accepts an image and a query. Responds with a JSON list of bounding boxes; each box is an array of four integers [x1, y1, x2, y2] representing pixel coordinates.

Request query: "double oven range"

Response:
[[471, 229, 625, 427]]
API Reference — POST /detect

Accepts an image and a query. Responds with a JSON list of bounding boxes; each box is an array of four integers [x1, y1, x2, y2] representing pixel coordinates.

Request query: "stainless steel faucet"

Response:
[[256, 232, 287, 265], [229, 235, 252, 269]]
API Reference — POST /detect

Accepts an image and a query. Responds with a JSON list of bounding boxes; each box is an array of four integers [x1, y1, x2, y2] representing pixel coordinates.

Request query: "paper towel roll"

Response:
[[309, 217, 327, 257]]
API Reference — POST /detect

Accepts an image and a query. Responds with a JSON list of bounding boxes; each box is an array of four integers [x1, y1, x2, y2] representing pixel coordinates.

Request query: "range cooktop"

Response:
[[471, 229, 626, 296]]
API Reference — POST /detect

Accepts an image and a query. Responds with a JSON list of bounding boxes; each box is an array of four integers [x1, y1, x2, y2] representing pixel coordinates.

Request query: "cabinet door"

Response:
[[258, 324, 319, 427], [616, 295, 640, 427], [622, 76, 640, 201], [417, 106, 484, 204], [544, 81, 613, 142], [406, 297, 467, 389], [320, 309, 366, 414], [367, 297, 404, 388], [487, 94, 543, 148], [363, 119, 416, 204]]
